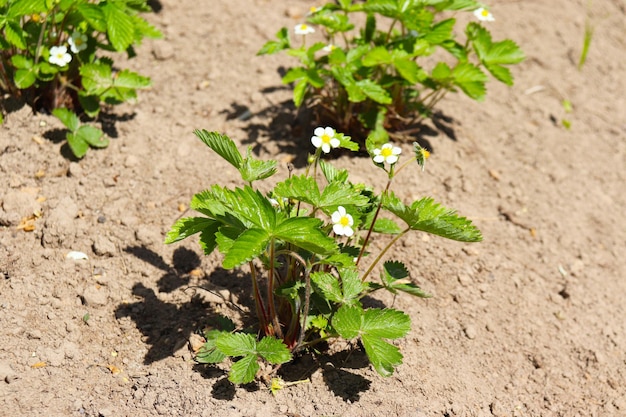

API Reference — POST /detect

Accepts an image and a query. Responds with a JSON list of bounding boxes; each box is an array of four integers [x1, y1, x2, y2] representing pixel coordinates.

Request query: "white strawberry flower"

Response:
[[294, 23, 315, 35], [68, 31, 88, 53], [311, 126, 340, 153], [331, 206, 354, 237], [373, 143, 402, 165], [49, 45, 72, 67], [474, 7, 495, 22]]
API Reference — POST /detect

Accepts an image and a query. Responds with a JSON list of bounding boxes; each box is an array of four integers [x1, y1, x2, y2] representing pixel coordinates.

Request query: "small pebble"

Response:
[[463, 325, 477, 340]]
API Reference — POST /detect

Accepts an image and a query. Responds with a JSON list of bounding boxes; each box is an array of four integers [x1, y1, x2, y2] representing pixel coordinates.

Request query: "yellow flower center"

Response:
[[381, 147, 393, 157], [321, 134, 332, 144], [310, 6, 318, 13], [481, 9, 489, 17], [422, 149, 430, 159], [299, 24, 308, 31], [339, 216, 350, 227]]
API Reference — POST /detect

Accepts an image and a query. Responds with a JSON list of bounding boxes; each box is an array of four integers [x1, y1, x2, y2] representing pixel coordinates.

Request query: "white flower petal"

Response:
[[343, 226, 354, 237], [373, 155, 385, 163], [330, 138, 340, 148], [321, 143, 331, 153], [314, 126, 325, 137], [333, 223, 344, 235], [386, 155, 398, 164], [312, 136, 322, 148]]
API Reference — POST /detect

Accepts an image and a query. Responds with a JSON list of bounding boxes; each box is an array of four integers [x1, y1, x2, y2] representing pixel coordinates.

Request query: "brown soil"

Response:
[[1, 1, 625, 416]]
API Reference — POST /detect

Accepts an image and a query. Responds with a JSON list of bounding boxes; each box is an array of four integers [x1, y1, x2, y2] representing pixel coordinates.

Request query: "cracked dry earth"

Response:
[[1, 0, 625, 416]]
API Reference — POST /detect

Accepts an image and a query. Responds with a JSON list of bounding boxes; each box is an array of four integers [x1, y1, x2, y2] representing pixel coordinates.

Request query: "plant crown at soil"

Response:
[[258, 0, 524, 143], [166, 127, 482, 387], [0, 0, 161, 157]]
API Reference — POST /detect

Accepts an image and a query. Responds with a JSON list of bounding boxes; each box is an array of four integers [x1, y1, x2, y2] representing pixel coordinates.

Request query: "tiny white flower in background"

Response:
[[373, 143, 402, 165], [308, 6, 320, 15], [294, 23, 315, 35], [474, 7, 495, 22], [322, 44, 337, 52], [68, 31, 88, 53], [49, 45, 72, 66], [311, 126, 340, 153], [269, 198, 279, 207], [331, 206, 354, 237]]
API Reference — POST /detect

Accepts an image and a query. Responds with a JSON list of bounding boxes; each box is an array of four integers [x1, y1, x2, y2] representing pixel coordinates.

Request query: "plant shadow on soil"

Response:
[[117, 244, 379, 402], [222, 88, 458, 169]]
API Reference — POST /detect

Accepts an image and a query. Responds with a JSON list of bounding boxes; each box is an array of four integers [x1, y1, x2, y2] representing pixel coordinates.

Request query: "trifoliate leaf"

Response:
[[311, 272, 343, 304], [228, 354, 259, 384], [66, 132, 88, 158], [240, 147, 277, 182], [257, 27, 290, 55], [372, 218, 403, 234], [393, 57, 420, 84], [274, 217, 337, 255], [274, 175, 320, 207], [77, 125, 107, 148], [452, 62, 487, 101], [256, 337, 291, 364], [409, 197, 482, 242], [222, 228, 269, 269], [362, 308, 410, 339], [102, 1, 134, 51], [195, 330, 227, 364], [361, 334, 403, 377], [52, 108, 80, 132], [112, 69, 151, 89], [355, 79, 392, 104], [7, 0, 47, 17], [215, 332, 257, 357], [383, 193, 482, 242], [319, 160, 349, 184], [423, 18, 454, 45], [362, 46, 393, 66], [14, 69, 36, 89], [10, 55, 33, 70], [76, 3, 107, 32], [381, 261, 432, 298], [292, 80, 308, 107], [80, 62, 113, 93], [5, 21, 26, 49], [165, 217, 218, 244], [194, 130, 243, 170], [383, 260, 409, 280], [332, 305, 362, 339]]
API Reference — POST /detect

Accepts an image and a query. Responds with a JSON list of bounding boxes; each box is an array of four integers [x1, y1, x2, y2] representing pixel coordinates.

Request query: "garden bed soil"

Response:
[[1, 0, 625, 416]]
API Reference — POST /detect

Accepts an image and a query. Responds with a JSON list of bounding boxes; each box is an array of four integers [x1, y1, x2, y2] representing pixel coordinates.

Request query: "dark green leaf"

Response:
[[240, 148, 277, 182], [256, 337, 291, 364], [76, 125, 108, 148], [102, 2, 135, 51], [361, 334, 403, 377], [274, 217, 337, 255], [52, 108, 80, 132], [5, 21, 26, 49], [13, 69, 36, 89], [257, 27, 290, 55], [195, 330, 227, 364], [332, 304, 362, 339], [215, 332, 256, 357], [66, 132, 88, 158], [194, 130, 243, 169], [165, 217, 218, 244], [228, 354, 259, 384], [311, 272, 343, 303], [77, 3, 107, 32], [222, 228, 269, 269], [452, 62, 487, 100], [355, 79, 392, 104], [362, 46, 393, 67]]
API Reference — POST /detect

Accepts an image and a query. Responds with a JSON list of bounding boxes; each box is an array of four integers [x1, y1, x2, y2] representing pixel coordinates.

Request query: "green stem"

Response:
[[249, 261, 269, 334], [361, 227, 410, 282], [356, 178, 393, 267]]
